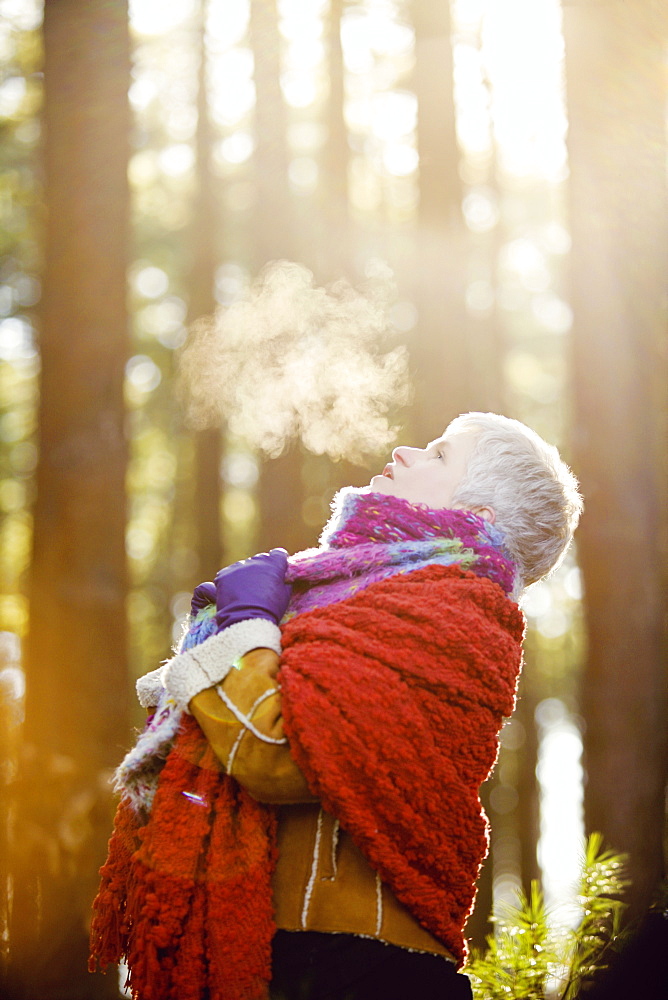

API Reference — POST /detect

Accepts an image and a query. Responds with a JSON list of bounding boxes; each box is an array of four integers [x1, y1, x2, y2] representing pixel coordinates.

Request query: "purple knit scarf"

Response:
[[282, 488, 517, 619]]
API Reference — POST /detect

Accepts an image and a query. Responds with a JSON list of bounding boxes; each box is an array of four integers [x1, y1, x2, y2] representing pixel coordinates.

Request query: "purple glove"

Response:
[[213, 547, 291, 632], [190, 581, 216, 615]]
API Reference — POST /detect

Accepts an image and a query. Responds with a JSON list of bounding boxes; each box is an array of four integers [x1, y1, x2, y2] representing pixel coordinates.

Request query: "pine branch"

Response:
[[559, 833, 629, 1000], [466, 833, 629, 1000]]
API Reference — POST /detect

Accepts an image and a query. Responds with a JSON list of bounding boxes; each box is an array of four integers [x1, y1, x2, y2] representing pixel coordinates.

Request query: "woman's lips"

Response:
[[382, 464, 393, 479]]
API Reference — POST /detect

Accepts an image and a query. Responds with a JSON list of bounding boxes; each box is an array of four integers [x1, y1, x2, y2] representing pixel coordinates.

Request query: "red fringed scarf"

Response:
[[90, 564, 523, 997], [90, 719, 277, 1000]]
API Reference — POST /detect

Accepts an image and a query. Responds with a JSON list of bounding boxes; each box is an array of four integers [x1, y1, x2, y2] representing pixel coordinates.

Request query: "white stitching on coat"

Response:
[[226, 688, 281, 770], [301, 808, 324, 929], [330, 819, 340, 879], [215, 685, 287, 745]]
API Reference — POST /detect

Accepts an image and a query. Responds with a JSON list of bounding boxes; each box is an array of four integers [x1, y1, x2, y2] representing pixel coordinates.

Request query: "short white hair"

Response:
[[449, 412, 583, 590]]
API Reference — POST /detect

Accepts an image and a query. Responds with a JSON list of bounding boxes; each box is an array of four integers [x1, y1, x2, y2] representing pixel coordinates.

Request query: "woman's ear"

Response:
[[474, 505, 496, 524]]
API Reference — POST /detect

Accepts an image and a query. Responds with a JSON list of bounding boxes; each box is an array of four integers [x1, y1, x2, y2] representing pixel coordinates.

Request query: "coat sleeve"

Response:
[[189, 647, 316, 805]]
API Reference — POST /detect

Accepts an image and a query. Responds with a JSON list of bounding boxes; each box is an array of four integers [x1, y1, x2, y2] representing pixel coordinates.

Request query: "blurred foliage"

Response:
[[0, 3, 42, 640]]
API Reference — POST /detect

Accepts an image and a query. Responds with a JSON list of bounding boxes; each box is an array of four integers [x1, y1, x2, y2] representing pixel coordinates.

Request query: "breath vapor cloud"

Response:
[[178, 261, 411, 463]]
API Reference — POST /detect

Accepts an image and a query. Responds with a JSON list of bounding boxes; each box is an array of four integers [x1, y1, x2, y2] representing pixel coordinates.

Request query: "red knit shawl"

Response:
[[279, 563, 525, 966], [90, 563, 523, 997]]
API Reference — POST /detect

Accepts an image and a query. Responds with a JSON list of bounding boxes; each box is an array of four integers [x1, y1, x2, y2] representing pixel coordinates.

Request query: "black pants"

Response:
[[270, 931, 473, 1000]]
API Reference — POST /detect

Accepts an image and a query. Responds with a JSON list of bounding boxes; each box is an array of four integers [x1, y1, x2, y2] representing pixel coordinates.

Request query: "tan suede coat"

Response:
[[190, 648, 454, 961]]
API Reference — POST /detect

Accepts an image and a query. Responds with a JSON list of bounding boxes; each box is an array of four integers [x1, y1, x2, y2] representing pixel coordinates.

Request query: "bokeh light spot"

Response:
[[133, 266, 170, 299]]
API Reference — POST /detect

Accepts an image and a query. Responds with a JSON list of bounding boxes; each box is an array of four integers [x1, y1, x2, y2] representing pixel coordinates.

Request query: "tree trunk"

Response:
[[412, 1, 470, 443], [5, 2, 131, 997], [319, 0, 350, 282], [514, 678, 541, 895], [190, 0, 223, 577], [249, 0, 308, 555], [564, 0, 667, 919], [249, 0, 293, 266]]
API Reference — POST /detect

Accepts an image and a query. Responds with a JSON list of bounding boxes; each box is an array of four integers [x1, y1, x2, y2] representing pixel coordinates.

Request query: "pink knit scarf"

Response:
[[283, 488, 516, 618]]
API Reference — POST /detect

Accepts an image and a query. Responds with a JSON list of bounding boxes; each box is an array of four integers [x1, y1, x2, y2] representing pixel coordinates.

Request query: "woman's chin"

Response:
[[368, 475, 393, 494]]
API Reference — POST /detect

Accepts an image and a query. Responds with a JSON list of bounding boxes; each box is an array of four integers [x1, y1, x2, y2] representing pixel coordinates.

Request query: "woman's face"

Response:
[[368, 429, 479, 510]]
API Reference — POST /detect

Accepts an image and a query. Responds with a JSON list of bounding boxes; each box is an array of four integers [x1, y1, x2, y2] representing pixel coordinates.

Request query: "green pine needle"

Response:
[[466, 833, 629, 1000]]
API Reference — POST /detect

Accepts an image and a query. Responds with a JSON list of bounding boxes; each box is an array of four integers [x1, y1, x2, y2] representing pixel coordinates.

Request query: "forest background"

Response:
[[0, 0, 666, 998]]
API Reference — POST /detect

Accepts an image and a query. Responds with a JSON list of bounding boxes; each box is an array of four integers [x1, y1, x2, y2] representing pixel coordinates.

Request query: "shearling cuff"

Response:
[[136, 666, 165, 708], [161, 618, 282, 712]]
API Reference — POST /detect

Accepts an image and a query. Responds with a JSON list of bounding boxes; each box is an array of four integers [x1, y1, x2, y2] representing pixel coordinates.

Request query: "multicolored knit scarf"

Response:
[[89, 492, 520, 1000], [286, 486, 516, 615], [183, 487, 516, 643]]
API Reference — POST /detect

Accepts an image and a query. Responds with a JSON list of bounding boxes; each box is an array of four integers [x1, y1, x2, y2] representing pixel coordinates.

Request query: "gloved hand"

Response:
[[190, 581, 216, 615], [213, 547, 291, 632]]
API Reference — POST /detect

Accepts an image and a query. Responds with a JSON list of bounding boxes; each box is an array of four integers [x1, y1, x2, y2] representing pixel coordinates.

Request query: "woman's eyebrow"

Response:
[[427, 438, 450, 455]]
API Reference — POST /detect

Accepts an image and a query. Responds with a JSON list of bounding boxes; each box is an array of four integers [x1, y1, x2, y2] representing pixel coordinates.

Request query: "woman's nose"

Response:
[[392, 446, 421, 466]]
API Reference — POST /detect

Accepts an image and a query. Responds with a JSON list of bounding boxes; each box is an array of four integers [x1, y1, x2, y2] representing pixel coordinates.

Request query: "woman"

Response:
[[90, 412, 582, 1000]]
